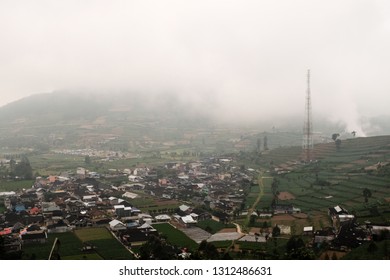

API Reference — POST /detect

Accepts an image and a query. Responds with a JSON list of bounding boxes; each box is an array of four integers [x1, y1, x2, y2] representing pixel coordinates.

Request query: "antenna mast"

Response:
[[303, 69, 313, 162]]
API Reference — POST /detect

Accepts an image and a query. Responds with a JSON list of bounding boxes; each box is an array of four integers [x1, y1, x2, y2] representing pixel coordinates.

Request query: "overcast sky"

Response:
[[1, 0, 390, 134]]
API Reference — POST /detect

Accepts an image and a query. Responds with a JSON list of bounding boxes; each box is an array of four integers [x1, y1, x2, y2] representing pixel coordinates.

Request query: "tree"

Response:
[[331, 133, 342, 150], [363, 188, 372, 203], [285, 236, 314, 260], [249, 215, 256, 227], [0, 236, 5, 257], [139, 235, 178, 260], [263, 135, 268, 150], [256, 138, 261, 153], [272, 225, 281, 237], [13, 156, 33, 179], [196, 240, 219, 259], [324, 253, 330, 260], [85, 155, 91, 165], [332, 133, 340, 141], [335, 139, 342, 150], [367, 241, 378, 253]]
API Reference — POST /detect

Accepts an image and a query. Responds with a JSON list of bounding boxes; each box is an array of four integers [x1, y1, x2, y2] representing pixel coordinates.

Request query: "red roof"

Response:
[[0, 227, 12, 236]]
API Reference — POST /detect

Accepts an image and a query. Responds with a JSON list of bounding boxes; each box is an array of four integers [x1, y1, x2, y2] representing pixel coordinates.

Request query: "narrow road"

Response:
[[233, 222, 243, 234], [245, 175, 273, 225]]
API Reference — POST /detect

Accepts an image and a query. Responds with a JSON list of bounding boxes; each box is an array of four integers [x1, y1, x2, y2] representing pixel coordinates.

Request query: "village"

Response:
[[1, 154, 389, 260]]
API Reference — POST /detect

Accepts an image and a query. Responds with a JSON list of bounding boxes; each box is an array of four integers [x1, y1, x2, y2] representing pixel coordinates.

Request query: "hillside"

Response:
[[249, 135, 390, 229], [1, 91, 390, 155], [0, 92, 217, 152]]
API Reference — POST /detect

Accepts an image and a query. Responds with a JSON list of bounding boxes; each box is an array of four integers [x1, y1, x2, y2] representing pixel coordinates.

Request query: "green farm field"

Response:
[[237, 135, 390, 233], [22, 228, 133, 260], [0, 180, 34, 192], [74, 227, 112, 241], [74, 227, 134, 260], [153, 223, 198, 251]]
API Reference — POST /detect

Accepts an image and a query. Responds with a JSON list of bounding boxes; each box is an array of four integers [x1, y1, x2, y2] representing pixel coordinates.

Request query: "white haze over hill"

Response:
[[1, 0, 390, 136]]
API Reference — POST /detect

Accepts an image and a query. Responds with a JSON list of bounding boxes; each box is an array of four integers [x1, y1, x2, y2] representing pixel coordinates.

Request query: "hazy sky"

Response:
[[1, 0, 390, 134]]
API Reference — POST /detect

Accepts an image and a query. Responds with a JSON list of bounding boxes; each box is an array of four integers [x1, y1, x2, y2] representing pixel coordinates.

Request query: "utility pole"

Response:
[[302, 69, 313, 162]]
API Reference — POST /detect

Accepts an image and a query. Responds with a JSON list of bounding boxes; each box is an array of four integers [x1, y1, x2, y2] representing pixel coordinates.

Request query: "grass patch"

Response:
[[342, 240, 390, 260], [0, 180, 34, 192], [88, 238, 134, 260], [74, 227, 134, 260], [29, 153, 86, 175], [153, 223, 198, 251], [23, 228, 133, 260], [237, 241, 265, 251], [62, 253, 103, 260], [22, 232, 83, 260], [209, 240, 232, 248], [74, 227, 112, 242], [196, 219, 235, 234]]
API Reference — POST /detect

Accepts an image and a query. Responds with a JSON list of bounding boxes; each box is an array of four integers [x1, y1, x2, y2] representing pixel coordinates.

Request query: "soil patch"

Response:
[[292, 213, 308, 219], [217, 228, 237, 233], [271, 214, 295, 221], [278, 191, 295, 200]]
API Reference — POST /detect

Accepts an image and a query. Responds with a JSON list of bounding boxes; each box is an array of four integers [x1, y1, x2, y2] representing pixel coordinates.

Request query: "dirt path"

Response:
[[233, 222, 243, 234], [245, 175, 273, 226]]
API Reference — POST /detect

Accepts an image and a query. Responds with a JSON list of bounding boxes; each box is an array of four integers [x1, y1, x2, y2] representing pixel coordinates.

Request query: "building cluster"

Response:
[[0, 157, 255, 256], [2, 156, 389, 258]]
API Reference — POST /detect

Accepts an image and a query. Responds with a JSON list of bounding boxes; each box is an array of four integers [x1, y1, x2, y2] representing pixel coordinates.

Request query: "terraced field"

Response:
[[258, 135, 390, 225]]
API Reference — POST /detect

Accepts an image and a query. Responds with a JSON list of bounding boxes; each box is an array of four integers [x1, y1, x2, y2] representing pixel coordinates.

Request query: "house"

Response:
[[14, 203, 26, 213], [332, 220, 370, 249], [0, 227, 12, 236], [328, 205, 348, 218], [47, 219, 72, 233], [192, 208, 212, 221], [369, 225, 390, 240], [303, 226, 314, 235], [273, 204, 294, 214], [88, 209, 106, 220], [119, 228, 158, 247], [114, 205, 125, 217], [20, 226, 48, 244], [108, 197, 119, 205], [338, 214, 355, 223], [29, 207, 40, 215], [179, 204, 192, 214], [114, 205, 133, 218], [42, 202, 61, 217], [109, 219, 126, 231], [179, 215, 197, 227], [212, 212, 230, 224], [2, 235, 22, 254], [122, 192, 138, 199], [128, 175, 142, 182], [138, 222, 157, 233], [314, 227, 336, 245], [155, 214, 171, 223], [12, 222, 25, 233]]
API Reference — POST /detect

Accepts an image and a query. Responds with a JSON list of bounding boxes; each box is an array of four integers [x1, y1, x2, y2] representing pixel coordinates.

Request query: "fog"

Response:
[[1, 0, 390, 135]]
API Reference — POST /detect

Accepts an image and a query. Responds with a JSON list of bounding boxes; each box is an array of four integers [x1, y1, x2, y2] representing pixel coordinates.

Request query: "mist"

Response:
[[1, 0, 390, 135]]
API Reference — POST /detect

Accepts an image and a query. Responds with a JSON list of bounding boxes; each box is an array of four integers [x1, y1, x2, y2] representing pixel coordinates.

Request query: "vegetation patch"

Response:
[[62, 253, 103, 260], [197, 219, 235, 234], [22, 232, 83, 260], [153, 223, 198, 251], [88, 238, 133, 260], [278, 191, 295, 200], [0, 180, 34, 192], [74, 227, 112, 242]]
